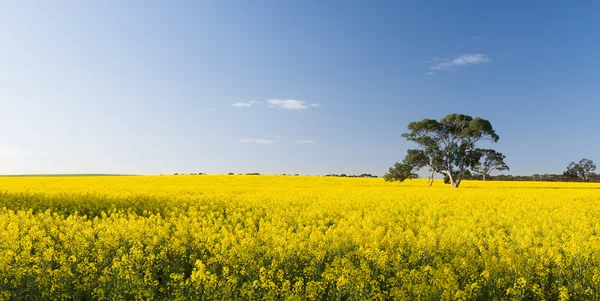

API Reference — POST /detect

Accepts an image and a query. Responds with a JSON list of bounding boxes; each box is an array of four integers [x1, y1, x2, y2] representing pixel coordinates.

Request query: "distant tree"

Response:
[[328, 173, 379, 178], [389, 113, 501, 188], [384, 161, 418, 182], [174, 173, 179, 175], [472, 149, 509, 181], [564, 159, 596, 182], [228, 173, 234, 175]]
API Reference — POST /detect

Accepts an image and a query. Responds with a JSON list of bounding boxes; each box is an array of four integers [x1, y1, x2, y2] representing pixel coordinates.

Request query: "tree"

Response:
[[389, 113, 501, 188], [444, 169, 473, 184], [384, 161, 418, 183], [472, 149, 509, 180], [564, 158, 596, 182]]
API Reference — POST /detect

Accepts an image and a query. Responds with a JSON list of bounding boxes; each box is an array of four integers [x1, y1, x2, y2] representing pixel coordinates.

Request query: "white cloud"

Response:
[[293, 140, 315, 144], [424, 72, 436, 76], [232, 102, 252, 108], [233, 99, 319, 110], [240, 138, 274, 144], [431, 53, 490, 70], [266, 99, 308, 110]]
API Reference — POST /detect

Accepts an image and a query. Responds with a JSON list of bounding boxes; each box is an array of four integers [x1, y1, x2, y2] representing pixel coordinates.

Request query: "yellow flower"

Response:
[[0, 175, 599, 299]]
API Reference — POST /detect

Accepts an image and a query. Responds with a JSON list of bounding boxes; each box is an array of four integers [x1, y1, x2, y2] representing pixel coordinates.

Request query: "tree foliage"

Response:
[[564, 158, 596, 182], [327, 174, 378, 178], [472, 149, 509, 180], [384, 161, 417, 182], [387, 113, 506, 188]]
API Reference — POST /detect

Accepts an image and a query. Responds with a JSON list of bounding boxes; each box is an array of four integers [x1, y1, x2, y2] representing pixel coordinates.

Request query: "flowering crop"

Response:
[[0, 175, 599, 300]]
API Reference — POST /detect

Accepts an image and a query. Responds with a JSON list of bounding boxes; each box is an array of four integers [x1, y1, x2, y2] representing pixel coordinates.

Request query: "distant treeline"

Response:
[[170, 172, 600, 182], [325, 174, 379, 178], [471, 173, 600, 182], [438, 158, 599, 183], [171, 173, 206, 175]]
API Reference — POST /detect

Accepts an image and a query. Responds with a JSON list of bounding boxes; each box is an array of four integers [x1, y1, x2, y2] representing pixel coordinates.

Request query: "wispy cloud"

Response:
[[293, 140, 315, 144], [424, 57, 443, 64], [431, 53, 490, 70], [232, 99, 320, 110], [266, 99, 316, 110], [240, 138, 274, 144], [233, 99, 320, 110], [423, 72, 436, 76], [232, 102, 252, 108]]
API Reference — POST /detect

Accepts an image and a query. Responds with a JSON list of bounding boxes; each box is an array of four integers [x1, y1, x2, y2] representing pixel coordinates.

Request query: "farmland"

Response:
[[1, 175, 600, 300]]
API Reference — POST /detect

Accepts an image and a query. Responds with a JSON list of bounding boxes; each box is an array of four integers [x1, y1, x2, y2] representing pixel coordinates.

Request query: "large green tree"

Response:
[[385, 113, 502, 188], [564, 158, 596, 182]]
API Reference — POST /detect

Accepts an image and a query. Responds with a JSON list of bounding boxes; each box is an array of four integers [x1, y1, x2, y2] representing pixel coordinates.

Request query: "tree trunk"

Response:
[[454, 179, 462, 188], [442, 171, 459, 188], [428, 169, 434, 188], [482, 174, 486, 181]]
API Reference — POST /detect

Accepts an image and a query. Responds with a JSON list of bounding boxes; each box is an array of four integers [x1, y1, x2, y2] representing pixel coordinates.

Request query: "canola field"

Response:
[[1, 175, 600, 300]]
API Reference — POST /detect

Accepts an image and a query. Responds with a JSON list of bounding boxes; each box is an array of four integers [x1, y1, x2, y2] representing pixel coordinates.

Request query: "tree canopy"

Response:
[[564, 158, 596, 182], [385, 113, 506, 188], [472, 149, 509, 181]]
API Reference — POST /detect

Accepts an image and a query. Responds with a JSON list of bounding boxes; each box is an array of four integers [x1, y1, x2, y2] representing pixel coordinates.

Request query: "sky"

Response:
[[0, 1, 599, 176]]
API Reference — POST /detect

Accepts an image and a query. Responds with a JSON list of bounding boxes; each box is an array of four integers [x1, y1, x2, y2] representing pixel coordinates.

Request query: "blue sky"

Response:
[[0, 1, 598, 176]]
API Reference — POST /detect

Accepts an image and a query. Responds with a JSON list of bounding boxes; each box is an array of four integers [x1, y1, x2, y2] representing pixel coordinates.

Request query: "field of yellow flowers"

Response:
[[1, 175, 600, 300]]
